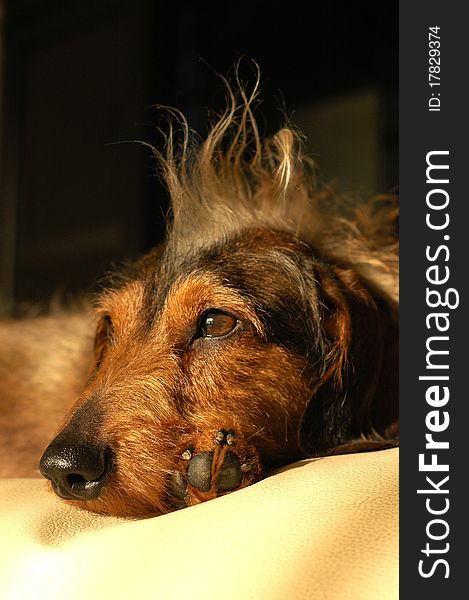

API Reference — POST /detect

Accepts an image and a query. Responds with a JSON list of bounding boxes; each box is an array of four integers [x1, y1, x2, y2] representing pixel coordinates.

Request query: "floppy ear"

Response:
[[299, 264, 398, 456]]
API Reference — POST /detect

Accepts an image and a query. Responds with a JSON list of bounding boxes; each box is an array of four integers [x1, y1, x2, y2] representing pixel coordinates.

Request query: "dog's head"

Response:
[[39, 86, 398, 517]]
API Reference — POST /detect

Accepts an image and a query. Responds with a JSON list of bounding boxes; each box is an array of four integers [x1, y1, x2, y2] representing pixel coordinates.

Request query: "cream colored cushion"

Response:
[[0, 448, 398, 600]]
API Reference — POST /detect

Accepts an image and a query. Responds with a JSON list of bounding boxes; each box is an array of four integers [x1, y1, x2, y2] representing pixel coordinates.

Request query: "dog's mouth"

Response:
[[40, 443, 113, 501]]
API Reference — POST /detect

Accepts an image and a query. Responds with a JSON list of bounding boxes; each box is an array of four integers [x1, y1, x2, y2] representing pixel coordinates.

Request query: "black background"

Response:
[[0, 0, 397, 307]]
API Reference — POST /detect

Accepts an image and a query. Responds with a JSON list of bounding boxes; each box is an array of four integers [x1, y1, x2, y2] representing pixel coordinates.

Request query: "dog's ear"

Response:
[[299, 264, 397, 455]]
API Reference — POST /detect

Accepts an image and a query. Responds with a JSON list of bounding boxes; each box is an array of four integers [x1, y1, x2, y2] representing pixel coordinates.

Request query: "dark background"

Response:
[[0, 0, 397, 310]]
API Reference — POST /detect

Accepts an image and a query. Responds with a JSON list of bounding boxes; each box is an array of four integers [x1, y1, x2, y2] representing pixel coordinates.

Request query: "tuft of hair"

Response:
[[151, 66, 398, 307]]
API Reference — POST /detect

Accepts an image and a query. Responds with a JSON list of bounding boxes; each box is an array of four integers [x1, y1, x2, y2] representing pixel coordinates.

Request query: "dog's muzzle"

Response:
[[39, 441, 112, 501]]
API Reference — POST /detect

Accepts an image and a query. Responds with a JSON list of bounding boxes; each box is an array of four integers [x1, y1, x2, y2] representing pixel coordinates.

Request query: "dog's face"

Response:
[[40, 229, 334, 516], [38, 90, 398, 517], [39, 225, 395, 517]]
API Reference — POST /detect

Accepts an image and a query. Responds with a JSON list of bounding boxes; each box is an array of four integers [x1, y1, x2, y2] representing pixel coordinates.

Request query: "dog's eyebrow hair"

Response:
[[184, 233, 326, 354], [134, 226, 327, 359], [136, 246, 182, 333]]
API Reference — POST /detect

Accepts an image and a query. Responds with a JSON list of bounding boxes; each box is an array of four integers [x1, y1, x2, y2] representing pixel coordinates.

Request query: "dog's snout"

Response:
[[39, 442, 111, 500]]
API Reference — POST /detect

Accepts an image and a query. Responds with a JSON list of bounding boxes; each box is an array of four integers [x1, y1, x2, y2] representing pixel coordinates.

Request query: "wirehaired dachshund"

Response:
[[0, 80, 398, 517]]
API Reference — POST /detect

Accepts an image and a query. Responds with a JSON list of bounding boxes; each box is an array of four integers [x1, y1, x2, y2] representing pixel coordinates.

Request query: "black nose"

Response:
[[39, 442, 112, 500]]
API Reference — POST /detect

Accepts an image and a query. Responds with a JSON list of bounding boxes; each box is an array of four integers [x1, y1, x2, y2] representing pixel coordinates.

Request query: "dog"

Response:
[[0, 81, 399, 517]]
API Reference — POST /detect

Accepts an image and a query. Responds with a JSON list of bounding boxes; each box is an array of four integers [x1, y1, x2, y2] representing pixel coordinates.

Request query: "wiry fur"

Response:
[[156, 77, 398, 306], [0, 77, 398, 518]]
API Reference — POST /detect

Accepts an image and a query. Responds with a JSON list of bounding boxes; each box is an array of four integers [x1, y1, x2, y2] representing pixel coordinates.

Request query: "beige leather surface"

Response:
[[0, 448, 398, 600]]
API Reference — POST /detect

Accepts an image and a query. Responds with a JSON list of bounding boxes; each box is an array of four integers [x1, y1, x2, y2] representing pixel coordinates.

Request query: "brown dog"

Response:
[[0, 84, 398, 517]]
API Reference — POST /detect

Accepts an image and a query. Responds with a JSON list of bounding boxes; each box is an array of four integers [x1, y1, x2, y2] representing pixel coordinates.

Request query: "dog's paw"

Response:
[[169, 429, 261, 507]]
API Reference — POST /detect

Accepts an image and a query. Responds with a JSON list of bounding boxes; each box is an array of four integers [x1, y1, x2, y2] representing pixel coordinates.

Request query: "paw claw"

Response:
[[214, 429, 236, 446], [174, 428, 261, 506], [215, 430, 226, 444]]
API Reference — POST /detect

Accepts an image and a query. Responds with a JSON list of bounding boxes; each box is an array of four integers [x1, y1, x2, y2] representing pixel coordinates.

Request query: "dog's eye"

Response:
[[94, 314, 114, 366], [199, 311, 238, 339]]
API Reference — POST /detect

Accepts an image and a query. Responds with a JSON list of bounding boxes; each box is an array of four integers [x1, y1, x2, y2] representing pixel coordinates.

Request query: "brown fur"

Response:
[[0, 77, 398, 517]]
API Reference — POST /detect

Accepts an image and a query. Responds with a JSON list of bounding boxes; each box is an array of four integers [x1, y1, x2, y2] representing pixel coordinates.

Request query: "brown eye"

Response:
[[200, 312, 238, 339], [94, 314, 114, 366]]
